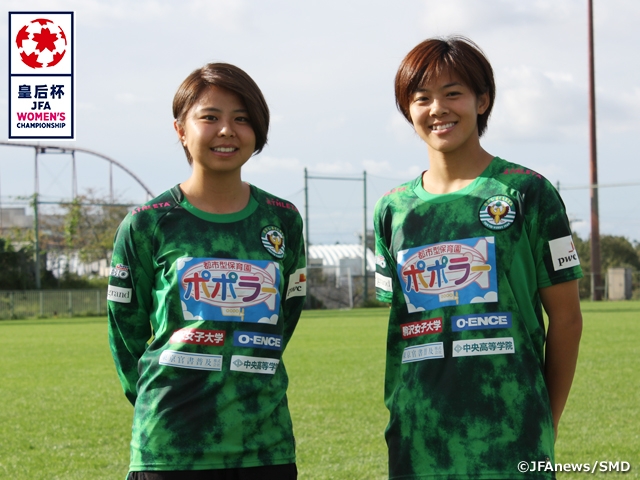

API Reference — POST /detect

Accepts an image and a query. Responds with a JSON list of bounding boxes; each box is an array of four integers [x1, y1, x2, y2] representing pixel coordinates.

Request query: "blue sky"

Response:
[[2, 0, 639, 245]]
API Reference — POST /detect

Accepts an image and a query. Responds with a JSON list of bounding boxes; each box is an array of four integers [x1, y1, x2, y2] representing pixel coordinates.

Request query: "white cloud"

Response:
[[243, 155, 302, 174], [471, 291, 498, 303], [114, 93, 151, 105], [258, 314, 278, 325], [404, 294, 425, 313], [487, 66, 586, 142], [387, 111, 418, 144]]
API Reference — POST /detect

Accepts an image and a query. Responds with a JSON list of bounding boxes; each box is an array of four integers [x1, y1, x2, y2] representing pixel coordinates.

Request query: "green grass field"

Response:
[[0, 303, 637, 479]]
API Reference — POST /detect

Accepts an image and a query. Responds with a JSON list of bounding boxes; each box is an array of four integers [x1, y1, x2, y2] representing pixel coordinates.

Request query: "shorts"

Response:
[[127, 463, 297, 480]]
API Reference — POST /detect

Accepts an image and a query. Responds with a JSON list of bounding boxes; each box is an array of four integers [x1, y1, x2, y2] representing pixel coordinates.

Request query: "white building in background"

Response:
[[308, 244, 376, 276]]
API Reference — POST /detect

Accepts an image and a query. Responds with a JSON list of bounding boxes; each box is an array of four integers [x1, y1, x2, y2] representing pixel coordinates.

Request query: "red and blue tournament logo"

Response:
[[397, 236, 498, 312], [178, 257, 281, 324], [9, 12, 74, 140], [16, 18, 68, 69]]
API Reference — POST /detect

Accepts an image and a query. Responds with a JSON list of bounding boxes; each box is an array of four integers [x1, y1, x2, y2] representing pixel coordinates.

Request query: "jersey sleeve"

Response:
[[525, 179, 583, 288], [374, 198, 395, 303], [107, 215, 154, 405], [281, 213, 307, 345]]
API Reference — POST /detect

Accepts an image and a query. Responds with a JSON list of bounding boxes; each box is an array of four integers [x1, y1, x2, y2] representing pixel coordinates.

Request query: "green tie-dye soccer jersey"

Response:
[[374, 158, 582, 480], [107, 185, 306, 472]]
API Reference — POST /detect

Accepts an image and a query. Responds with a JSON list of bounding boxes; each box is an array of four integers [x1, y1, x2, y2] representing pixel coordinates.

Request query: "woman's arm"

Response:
[[107, 220, 154, 405], [539, 279, 583, 438]]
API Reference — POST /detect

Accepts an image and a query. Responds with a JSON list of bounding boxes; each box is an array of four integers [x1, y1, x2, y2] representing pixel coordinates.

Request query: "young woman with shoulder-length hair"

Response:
[[108, 63, 306, 480], [374, 37, 582, 480]]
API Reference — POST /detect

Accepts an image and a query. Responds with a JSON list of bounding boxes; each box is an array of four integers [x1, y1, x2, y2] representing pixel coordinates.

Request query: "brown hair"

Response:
[[395, 36, 495, 137], [173, 63, 270, 163]]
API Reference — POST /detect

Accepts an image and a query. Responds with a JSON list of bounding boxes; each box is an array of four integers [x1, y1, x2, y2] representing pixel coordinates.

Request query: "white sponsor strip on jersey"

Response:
[[286, 267, 307, 299], [107, 285, 132, 303], [549, 235, 580, 271], [230, 355, 280, 374], [159, 350, 223, 371], [402, 342, 444, 363], [452, 337, 515, 357], [375, 273, 392, 292]]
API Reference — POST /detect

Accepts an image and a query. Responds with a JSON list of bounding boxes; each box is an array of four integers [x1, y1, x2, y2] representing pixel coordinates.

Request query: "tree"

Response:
[[572, 233, 640, 299], [41, 190, 131, 268]]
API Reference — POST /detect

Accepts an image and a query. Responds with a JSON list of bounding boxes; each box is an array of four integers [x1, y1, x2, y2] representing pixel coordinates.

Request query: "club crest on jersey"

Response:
[[261, 226, 285, 259], [479, 195, 516, 231]]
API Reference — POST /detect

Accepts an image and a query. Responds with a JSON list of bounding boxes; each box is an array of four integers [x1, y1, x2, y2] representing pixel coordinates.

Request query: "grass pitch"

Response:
[[0, 303, 638, 479]]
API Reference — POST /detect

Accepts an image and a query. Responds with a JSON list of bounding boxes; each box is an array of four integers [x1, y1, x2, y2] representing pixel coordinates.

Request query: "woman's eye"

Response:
[[203, 115, 217, 121], [236, 116, 250, 123]]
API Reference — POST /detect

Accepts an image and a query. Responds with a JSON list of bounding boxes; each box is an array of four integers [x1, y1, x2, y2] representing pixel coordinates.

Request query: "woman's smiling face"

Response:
[[174, 85, 256, 176], [409, 71, 489, 157]]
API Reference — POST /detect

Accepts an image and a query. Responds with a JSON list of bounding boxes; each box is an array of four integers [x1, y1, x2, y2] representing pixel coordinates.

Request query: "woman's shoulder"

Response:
[[490, 157, 555, 191], [493, 157, 544, 178], [375, 176, 421, 213], [119, 186, 180, 230], [249, 184, 303, 221]]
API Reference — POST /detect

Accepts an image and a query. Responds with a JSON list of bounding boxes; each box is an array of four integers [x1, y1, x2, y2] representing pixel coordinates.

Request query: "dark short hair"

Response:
[[173, 63, 270, 163], [395, 36, 496, 137]]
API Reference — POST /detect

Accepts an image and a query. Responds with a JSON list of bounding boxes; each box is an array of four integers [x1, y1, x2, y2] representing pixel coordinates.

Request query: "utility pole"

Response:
[[588, 0, 602, 300]]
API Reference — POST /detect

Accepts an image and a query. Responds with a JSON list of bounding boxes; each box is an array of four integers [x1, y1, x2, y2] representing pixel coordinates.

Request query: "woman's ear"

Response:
[[174, 119, 186, 146], [477, 92, 490, 115]]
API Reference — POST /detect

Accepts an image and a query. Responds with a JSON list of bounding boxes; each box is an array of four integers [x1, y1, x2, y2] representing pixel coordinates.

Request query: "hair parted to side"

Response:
[[395, 36, 496, 137], [172, 63, 270, 164]]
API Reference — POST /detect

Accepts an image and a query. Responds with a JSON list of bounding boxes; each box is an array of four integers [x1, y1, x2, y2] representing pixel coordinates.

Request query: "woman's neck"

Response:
[[423, 144, 494, 195], [180, 171, 250, 214]]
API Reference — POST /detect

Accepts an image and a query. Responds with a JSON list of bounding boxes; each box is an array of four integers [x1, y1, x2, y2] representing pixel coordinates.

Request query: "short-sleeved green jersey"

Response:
[[374, 158, 582, 480], [107, 184, 306, 472]]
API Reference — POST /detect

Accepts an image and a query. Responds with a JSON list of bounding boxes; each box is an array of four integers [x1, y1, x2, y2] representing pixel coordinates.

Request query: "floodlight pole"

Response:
[[34, 148, 41, 290], [362, 171, 367, 302], [588, 0, 603, 300], [304, 170, 369, 304], [304, 168, 310, 265]]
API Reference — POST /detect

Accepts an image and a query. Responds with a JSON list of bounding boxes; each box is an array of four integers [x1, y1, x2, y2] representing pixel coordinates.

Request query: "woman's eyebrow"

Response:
[[197, 107, 249, 113]]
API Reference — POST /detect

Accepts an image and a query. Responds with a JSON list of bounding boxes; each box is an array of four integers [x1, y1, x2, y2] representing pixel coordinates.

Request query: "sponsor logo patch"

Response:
[[479, 195, 516, 231], [397, 237, 498, 312], [375, 273, 392, 292], [230, 355, 280, 374], [178, 257, 280, 323], [110, 263, 129, 279], [549, 235, 580, 271], [159, 350, 223, 371], [286, 268, 307, 299], [400, 317, 443, 338], [169, 328, 225, 345], [376, 255, 387, 268], [261, 226, 285, 259], [234, 331, 282, 350], [451, 312, 512, 332], [402, 342, 444, 363], [107, 285, 132, 303], [452, 337, 515, 357]]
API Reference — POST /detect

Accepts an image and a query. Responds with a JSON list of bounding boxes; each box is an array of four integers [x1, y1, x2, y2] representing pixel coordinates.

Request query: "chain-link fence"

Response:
[[0, 289, 107, 319], [306, 265, 377, 309]]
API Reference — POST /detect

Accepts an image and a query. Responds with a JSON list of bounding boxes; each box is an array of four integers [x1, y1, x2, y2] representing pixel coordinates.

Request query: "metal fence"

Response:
[[306, 266, 376, 309], [0, 289, 107, 319]]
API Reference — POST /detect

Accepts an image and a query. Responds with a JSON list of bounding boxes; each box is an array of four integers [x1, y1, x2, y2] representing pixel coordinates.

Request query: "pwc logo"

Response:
[[549, 236, 580, 271]]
